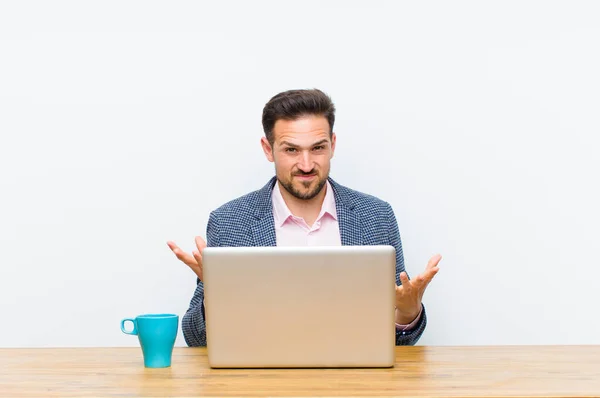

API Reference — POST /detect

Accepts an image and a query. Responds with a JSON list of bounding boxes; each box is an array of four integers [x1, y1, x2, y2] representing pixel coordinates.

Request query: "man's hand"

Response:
[[167, 236, 207, 282], [395, 254, 442, 324]]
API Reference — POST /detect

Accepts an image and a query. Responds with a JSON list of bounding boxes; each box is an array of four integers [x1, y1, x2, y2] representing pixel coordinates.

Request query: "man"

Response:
[[167, 88, 441, 347]]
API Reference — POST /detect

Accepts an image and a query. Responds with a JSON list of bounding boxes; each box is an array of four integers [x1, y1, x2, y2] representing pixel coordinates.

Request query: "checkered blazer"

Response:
[[182, 176, 427, 346]]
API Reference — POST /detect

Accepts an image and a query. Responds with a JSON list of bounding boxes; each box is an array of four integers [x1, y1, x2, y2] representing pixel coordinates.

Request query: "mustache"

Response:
[[293, 170, 318, 176]]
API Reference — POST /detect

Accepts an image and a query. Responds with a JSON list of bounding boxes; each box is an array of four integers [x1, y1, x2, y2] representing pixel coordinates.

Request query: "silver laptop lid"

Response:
[[203, 245, 396, 368]]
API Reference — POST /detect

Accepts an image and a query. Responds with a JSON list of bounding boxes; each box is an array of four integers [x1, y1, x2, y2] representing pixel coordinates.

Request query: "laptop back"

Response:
[[202, 245, 396, 368]]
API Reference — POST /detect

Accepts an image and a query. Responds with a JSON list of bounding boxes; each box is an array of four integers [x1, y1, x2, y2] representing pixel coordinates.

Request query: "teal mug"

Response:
[[121, 314, 179, 368]]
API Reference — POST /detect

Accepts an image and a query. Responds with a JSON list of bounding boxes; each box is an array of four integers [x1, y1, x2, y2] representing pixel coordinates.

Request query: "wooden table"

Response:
[[1, 346, 599, 397]]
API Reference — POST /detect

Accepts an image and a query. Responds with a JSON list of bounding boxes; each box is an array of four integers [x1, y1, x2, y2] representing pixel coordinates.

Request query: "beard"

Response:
[[278, 169, 328, 200]]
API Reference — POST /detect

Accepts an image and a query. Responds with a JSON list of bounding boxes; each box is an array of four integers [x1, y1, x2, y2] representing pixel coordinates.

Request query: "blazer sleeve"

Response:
[[385, 203, 427, 345], [182, 211, 220, 347]]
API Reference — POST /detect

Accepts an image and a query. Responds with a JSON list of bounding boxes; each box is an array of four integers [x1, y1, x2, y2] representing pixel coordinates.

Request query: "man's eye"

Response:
[[286, 148, 297, 153], [313, 146, 324, 151]]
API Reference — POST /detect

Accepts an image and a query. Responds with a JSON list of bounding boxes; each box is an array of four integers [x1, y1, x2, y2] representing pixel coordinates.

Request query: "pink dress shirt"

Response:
[[271, 180, 422, 331]]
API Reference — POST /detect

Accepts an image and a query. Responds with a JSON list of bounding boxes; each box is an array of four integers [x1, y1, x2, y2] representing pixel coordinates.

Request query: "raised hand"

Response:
[[167, 236, 207, 281], [395, 254, 442, 324]]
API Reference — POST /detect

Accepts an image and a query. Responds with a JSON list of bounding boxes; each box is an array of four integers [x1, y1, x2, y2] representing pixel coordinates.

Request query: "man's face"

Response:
[[261, 115, 336, 200]]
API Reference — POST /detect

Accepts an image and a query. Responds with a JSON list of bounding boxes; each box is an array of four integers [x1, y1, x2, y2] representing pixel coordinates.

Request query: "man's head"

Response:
[[261, 89, 337, 201]]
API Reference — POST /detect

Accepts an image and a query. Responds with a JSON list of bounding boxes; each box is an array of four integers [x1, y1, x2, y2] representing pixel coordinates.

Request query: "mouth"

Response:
[[294, 174, 316, 181]]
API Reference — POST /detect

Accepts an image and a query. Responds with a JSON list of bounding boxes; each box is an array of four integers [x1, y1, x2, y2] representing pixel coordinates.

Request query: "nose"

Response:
[[297, 150, 313, 172]]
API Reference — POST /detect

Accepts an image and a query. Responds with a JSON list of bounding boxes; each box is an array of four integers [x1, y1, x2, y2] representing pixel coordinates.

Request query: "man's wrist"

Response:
[[395, 305, 421, 325]]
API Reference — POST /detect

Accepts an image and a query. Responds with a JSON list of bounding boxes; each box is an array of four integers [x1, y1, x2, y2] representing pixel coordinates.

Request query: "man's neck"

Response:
[[277, 180, 327, 227]]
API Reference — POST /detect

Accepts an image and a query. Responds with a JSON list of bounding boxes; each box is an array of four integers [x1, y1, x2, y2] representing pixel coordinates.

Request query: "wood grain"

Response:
[[1, 346, 599, 397]]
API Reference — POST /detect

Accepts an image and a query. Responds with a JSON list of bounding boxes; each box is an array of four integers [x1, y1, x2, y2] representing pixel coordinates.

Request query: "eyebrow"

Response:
[[280, 139, 329, 148]]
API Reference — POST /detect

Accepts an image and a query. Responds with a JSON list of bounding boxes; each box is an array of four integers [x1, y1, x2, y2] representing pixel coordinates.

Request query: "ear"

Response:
[[261, 137, 275, 162], [330, 132, 337, 159]]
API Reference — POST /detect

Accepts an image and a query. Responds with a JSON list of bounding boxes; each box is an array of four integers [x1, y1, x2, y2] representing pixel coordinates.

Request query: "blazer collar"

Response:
[[252, 176, 362, 246], [252, 176, 357, 219]]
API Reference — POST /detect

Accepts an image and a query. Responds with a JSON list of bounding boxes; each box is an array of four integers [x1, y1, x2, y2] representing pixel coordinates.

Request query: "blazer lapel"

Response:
[[251, 214, 277, 246], [330, 178, 363, 246], [249, 176, 362, 247], [251, 177, 277, 247]]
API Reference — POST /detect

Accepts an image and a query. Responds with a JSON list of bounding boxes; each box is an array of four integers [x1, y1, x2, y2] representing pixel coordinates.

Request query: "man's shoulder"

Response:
[[211, 190, 259, 218]]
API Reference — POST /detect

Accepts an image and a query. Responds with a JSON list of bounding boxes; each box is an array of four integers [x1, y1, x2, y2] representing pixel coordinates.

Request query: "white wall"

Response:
[[1, 0, 599, 348]]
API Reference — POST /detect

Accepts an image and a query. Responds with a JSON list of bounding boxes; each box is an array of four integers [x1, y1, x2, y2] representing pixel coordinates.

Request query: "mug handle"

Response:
[[121, 318, 137, 335]]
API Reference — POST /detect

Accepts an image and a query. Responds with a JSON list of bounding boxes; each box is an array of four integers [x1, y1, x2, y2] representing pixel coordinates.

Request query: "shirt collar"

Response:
[[271, 179, 338, 227]]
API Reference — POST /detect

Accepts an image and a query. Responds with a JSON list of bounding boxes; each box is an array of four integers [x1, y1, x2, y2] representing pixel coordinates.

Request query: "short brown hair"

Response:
[[261, 88, 336, 145]]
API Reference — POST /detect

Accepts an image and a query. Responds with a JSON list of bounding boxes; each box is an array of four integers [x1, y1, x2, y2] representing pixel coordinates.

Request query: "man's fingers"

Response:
[[399, 272, 411, 288], [175, 250, 196, 266], [412, 259, 441, 294], [424, 265, 439, 281], [167, 241, 197, 267], [430, 265, 440, 277], [426, 254, 442, 270], [192, 251, 204, 281], [167, 241, 185, 258], [420, 269, 437, 290], [195, 236, 207, 253], [417, 254, 441, 284], [167, 239, 204, 281], [193, 250, 203, 266]]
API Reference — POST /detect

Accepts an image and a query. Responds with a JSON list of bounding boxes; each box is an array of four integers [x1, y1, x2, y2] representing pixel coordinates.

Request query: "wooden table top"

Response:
[[1, 345, 599, 397]]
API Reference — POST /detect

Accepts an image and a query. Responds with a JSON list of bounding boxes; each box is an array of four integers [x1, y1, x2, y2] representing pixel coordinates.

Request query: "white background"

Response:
[[1, 0, 599, 347]]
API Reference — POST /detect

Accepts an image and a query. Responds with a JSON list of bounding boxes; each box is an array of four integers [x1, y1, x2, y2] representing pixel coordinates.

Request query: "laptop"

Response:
[[202, 245, 397, 368]]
